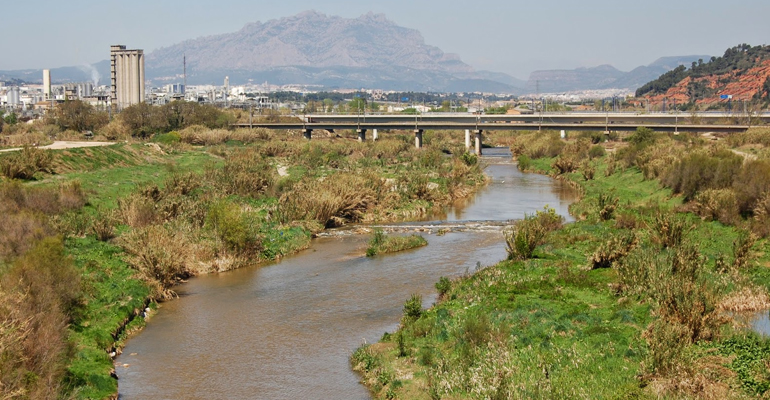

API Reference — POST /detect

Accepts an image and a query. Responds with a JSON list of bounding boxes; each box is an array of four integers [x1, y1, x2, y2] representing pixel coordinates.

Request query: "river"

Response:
[[116, 150, 576, 399]]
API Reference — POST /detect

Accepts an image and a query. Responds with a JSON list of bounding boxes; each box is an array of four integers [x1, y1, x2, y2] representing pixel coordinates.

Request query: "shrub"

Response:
[[588, 144, 606, 159], [734, 159, 770, 214], [503, 206, 563, 260], [119, 224, 192, 299], [279, 173, 376, 228], [460, 152, 478, 166], [402, 294, 423, 324], [662, 148, 742, 200], [435, 276, 451, 298], [0, 146, 55, 180], [693, 189, 739, 225], [206, 200, 263, 256], [517, 154, 531, 171], [628, 127, 656, 146], [209, 148, 275, 197], [91, 209, 116, 241], [598, 192, 618, 221], [652, 212, 691, 249], [581, 161, 595, 181], [590, 232, 638, 269], [0, 237, 81, 399], [153, 131, 181, 145], [551, 155, 577, 174]]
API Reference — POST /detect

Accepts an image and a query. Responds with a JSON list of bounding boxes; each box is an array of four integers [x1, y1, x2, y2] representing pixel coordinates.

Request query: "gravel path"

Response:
[[0, 141, 117, 153]]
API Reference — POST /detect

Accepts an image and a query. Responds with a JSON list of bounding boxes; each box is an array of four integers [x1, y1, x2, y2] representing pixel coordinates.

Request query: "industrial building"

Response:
[[110, 44, 145, 111]]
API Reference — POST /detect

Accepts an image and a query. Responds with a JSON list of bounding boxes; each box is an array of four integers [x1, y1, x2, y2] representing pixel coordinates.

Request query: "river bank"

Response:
[[114, 150, 576, 399], [0, 131, 491, 399], [353, 130, 770, 399]]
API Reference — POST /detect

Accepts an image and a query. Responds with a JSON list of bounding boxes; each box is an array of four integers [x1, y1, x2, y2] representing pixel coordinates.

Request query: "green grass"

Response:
[[64, 236, 151, 399]]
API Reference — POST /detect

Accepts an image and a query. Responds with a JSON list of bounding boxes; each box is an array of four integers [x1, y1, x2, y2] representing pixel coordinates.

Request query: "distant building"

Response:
[[110, 44, 145, 111], [43, 69, 51, 99]]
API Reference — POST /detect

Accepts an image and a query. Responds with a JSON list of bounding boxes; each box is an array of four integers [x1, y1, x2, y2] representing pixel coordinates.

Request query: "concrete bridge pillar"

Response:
[[474, 130, 483, 155], [465, 129, 471, 150], [357, 128, 367, 142], [302, 128, 313, 140], [373, 129, 378, 141], [414, 129, 424, 149]]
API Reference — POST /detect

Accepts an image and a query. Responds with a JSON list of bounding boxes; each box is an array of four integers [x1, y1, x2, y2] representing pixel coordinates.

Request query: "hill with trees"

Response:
[[636, 44, 770, 107]]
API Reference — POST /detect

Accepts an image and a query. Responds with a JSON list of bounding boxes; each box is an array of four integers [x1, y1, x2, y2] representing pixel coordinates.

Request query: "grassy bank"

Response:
[[0, 130, 487, 399], [353, 129, 770, 399]]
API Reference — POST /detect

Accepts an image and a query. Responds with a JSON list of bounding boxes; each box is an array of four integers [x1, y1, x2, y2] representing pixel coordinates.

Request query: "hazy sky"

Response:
[[3, 0, 768, 79]]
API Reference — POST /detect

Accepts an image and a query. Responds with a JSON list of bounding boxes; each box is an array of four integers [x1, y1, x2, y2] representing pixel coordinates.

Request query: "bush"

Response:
[[588, 144, 606, 159], [589, 232, 638, 269], [734, 159, 770, 214], [153, 131, 181, 145], [402, 294, 423, 324], [209, 148, 275, 197], [662, 149, 742, 200], [581, 161, 595, 181], [119, 224, 192, 299], [517, 154, 531, 171], [503, 206, 563, 260], [551, 155, 577, 174], [206, 200, 263, 256], [0, 237, 81, 399], [693, 189, 739, 225], [0, 146, 55, 180], [279, 173, 376, 228], [598, 192, 618, 221], [652, 212, 691, 249], [435, 276, 451, 298]]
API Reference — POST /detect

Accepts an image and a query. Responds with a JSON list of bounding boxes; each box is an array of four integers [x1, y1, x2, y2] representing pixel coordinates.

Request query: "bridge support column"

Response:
[[414, 129, 423, 149], [357, 129, 367, 142], [373, 129, 378, 141], [303, 128, 312, 140], [474, 130, 483, 155], [465, 129, 471, 150]]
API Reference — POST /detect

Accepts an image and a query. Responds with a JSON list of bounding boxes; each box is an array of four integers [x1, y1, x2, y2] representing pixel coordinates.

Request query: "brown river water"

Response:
[[116, 151, 577, 399]]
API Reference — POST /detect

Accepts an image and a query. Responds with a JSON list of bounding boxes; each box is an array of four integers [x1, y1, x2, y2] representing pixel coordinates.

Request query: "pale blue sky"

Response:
[[4, 0, 768, 79]]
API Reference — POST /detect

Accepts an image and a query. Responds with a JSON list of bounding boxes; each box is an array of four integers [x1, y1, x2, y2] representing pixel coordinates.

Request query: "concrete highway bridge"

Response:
[[233, 112, 754, 154]]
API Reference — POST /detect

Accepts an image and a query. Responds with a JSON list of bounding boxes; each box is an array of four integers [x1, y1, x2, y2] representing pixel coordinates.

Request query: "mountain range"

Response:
[[0, 11, 706, 95]]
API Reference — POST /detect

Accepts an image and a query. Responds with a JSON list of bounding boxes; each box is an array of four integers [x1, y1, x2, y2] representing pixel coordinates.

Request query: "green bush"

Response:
[[402, 294, 423, 324], [0, 146, 54, 180], [153, 131, 181, 145], [206, 200, 262, 255], [517, 154, 531, 171], [588, 144, 606, 159], [503, 206, 564, 260], [435, 276, 451, 298]]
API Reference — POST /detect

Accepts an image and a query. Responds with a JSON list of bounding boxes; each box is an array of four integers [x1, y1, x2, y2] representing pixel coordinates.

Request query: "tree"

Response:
[[348, 97, 366, 113], [3, 112, 17, 126], [323, 98, 334, 113], [55, 99, 108, 132]]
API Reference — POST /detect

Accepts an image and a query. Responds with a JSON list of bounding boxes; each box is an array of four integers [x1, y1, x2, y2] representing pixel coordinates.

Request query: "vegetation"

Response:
[[366, 228, 428, 257], [0, 122, 487, 398], [354, 126, 770, 399]]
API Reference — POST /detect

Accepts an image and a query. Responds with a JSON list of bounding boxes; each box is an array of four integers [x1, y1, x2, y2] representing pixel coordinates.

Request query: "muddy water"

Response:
[[116, 153, 576, 399]]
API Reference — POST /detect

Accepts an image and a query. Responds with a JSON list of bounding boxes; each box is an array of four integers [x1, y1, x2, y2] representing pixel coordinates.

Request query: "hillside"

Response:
[[637, 44, 770, 105]]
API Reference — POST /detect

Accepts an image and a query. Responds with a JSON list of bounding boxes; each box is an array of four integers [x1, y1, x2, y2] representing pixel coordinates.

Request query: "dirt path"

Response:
[[0, 141, 117, 153]]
